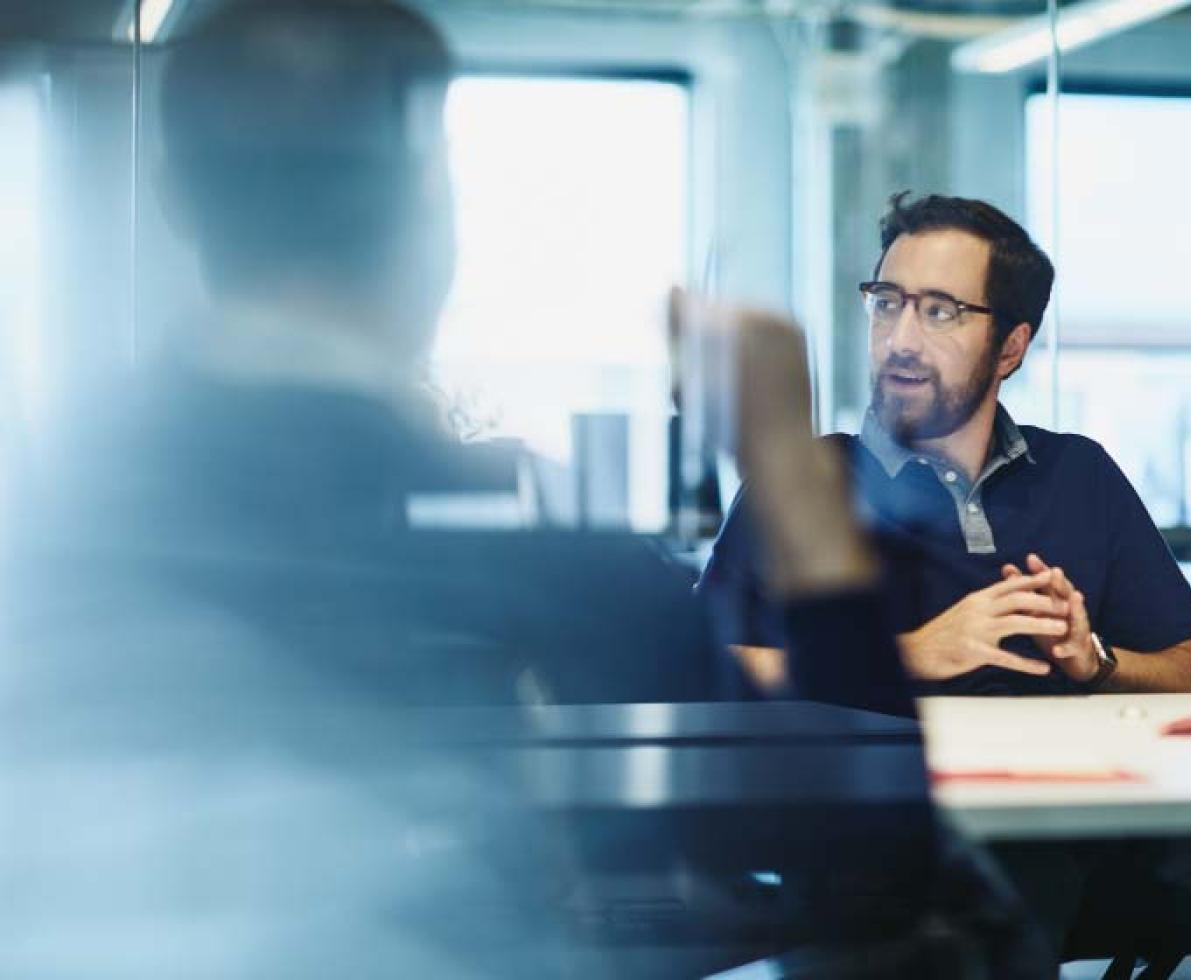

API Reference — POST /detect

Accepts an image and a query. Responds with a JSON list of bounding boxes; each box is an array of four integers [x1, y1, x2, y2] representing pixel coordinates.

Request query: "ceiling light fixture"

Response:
[[115, 0, 179, 43], [951, 0, 1191, 73]]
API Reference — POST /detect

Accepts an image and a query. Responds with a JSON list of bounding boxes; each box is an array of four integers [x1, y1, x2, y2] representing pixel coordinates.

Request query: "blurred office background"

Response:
[[1, 0, 1189, 544]]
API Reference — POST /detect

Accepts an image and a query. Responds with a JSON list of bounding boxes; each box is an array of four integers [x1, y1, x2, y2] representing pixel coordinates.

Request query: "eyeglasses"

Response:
[[859, 281, 996, 332]]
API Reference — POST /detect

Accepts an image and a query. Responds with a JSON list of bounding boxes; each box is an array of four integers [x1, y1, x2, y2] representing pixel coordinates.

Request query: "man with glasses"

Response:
[[702, 191, 1191, 699], [699, 192, 1191, 974]]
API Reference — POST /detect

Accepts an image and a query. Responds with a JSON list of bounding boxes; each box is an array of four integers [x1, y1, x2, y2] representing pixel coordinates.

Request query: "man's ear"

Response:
[[997, 322, 1032, 380]]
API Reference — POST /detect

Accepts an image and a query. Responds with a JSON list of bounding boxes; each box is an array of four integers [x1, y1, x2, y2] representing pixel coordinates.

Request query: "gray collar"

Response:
[[859, 403, 1035, 480]]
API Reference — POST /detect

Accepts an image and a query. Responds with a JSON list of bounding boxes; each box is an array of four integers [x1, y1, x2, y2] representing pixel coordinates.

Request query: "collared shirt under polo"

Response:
[[698, 404, 1191, 696], [859, 406, 1034, 556]]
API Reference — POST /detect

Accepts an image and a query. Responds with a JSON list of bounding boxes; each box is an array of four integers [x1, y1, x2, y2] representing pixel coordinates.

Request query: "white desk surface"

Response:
[[921, 694, 1191, 841]]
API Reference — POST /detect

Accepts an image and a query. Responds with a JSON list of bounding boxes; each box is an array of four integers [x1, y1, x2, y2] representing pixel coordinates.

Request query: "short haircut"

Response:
[[159, 0, 451, 291], [875, 191, 1055, 346]]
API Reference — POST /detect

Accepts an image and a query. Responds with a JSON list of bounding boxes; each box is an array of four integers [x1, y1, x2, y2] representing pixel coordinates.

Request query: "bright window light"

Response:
[[436, 75, 689, 531], [1018, 91, 1191, 525], [1027, 91, 1191, 346]]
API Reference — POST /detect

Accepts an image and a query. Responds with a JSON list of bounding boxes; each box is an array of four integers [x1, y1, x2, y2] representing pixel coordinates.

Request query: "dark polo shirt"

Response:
[[699, 405, 1191, 696]]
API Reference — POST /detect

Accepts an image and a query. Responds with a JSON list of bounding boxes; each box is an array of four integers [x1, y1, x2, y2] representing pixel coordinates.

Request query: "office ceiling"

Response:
[[0, 0, 1096, 46]]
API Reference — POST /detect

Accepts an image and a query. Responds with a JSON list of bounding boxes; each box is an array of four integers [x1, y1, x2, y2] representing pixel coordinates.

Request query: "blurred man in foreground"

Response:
[[1, 4, 1047, 977]]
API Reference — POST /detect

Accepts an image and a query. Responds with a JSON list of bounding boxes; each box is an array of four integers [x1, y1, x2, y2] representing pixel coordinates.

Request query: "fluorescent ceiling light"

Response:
[[115, 0, 178, 43], [951, 0, 1191, 73]]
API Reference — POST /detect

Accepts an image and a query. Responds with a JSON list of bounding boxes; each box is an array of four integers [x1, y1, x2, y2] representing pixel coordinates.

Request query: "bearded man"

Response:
[[699, 192, 1191, 975], [701, 191, 1191, 699]]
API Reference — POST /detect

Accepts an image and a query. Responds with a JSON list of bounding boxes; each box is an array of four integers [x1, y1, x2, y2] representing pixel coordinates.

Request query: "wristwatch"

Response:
[[1086, 632, 1118, 691]]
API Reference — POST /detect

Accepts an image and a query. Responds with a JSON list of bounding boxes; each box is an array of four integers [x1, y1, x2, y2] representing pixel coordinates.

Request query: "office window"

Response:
[[435, 75, 689, 531], [1023, 92, 1191, 526]]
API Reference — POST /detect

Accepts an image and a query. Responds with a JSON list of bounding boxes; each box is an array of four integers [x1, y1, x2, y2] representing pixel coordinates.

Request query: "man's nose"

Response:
[[884, 301, 925, 356]]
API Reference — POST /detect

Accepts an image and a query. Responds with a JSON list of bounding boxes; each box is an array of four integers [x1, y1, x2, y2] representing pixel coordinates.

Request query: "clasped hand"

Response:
[[901, 553, 1097, 682], [1000, 553, 1098, 683], [900, 567, 1064, 681]]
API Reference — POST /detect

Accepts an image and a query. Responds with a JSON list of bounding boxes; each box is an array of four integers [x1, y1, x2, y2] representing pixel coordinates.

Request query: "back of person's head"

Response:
[[875, 191, 1055, 347], [159, 0, 454, 349]]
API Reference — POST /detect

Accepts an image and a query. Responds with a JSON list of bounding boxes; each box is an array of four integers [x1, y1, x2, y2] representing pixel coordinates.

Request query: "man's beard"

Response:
[[871, 339, 999, 444]]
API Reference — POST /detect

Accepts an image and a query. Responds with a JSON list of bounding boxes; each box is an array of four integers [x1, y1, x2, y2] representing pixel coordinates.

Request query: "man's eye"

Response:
[[873, 296, 900, 314], [923, 300, 957, 322]]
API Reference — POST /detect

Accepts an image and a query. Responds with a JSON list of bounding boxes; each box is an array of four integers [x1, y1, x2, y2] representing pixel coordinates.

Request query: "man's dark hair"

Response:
[[875, 191, 1055, 346], [159, 0, 451, 292]]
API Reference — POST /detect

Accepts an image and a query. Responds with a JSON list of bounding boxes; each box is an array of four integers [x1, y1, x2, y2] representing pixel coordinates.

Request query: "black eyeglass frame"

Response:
[[858, 281, 997, 323]]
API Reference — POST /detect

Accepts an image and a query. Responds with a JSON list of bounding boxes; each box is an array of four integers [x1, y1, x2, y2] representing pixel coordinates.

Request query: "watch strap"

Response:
[[1086, 632, 1118, 692]]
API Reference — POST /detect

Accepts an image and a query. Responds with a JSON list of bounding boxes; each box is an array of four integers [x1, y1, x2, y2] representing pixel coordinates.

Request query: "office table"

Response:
[[400, 700, 933, 976], [400, 698, 1191, 974], [921, 694, 1191, 841], [467, 696, 1191, 845], [403, 699, 927, 829], [412, 696, 1191, 843]]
